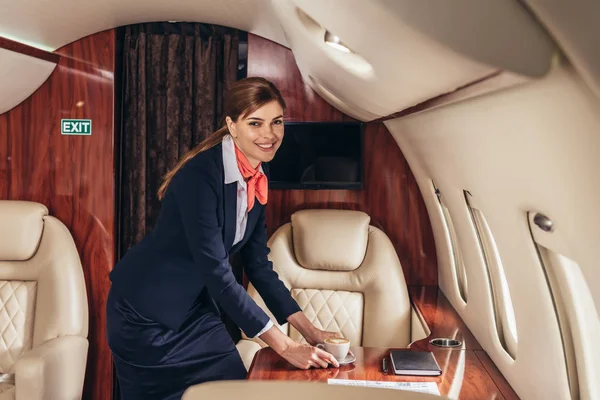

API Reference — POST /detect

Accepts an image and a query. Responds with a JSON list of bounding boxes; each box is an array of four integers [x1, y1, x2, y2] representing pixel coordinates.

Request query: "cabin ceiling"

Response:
[[0, 0, 289, 51], [0, 0, 599, 119]]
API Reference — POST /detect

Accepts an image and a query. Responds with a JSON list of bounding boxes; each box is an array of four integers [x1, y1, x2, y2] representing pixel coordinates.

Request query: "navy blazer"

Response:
[[109, 143, 301, 337]]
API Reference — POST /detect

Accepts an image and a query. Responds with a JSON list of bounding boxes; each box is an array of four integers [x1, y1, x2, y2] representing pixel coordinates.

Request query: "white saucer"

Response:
[[336, 351, 356, 365]]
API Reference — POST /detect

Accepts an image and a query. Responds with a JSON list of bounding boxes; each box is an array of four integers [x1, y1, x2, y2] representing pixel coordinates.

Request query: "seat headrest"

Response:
[[0, 201, 48, 261], [291, 209, 370, 271]]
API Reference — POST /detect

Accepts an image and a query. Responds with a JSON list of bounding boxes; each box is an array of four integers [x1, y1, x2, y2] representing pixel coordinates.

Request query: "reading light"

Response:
[[324, 31, 351, 53]]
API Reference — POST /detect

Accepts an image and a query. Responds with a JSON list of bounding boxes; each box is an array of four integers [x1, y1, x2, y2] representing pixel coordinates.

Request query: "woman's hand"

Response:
[[259, 323, 339, 369], [304, 328, 343, 346], [286, 311, 343, 346], [280, 342, 340, 369]]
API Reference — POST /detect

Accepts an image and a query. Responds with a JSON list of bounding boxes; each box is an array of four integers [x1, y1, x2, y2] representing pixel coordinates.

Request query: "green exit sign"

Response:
[[61, 119, 92, 135]]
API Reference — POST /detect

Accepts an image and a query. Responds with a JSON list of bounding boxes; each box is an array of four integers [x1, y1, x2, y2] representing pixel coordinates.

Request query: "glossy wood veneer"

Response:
[[474, 351, 520, 400], [0, 30, 115, 400], [247, 34, 437, 286], [0, 36, 60, 63], [408, 286, 481, 351], [248, 347, 514, 400]]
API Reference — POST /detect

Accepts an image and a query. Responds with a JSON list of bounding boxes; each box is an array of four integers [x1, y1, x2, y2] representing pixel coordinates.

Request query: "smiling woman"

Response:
[[225, 100, 285, 168], [107, 77, 342, 400]]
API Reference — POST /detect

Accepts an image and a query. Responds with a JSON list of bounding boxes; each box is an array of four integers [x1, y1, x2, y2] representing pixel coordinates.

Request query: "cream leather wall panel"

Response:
[[385, 64, 600, 400], [0, 48, 57, 116], [0, 0, 287, 52], [271, 0, 556, 120]]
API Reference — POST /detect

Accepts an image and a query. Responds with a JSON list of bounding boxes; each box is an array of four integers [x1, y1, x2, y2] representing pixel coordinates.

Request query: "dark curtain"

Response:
[[118, 22, 239, 252], [115, 22, 241, 398]]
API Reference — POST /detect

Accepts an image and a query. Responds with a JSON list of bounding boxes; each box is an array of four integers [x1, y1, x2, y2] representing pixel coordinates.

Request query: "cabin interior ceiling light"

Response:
[[324, 31, 351, 53]]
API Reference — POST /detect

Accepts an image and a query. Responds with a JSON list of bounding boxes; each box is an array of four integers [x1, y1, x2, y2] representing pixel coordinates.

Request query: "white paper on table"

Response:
[[327, 379, 441, 396]]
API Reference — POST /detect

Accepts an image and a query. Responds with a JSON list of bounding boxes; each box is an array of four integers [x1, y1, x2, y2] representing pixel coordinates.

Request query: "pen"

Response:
[[382, 358, 388, 374]]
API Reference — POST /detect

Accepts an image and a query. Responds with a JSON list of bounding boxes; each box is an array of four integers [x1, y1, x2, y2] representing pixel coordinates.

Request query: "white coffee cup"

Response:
[[319, 337, 350, 360]]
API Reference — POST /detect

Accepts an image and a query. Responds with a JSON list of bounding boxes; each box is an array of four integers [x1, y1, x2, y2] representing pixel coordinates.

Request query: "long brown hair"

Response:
[[157, 77, 286, 199]]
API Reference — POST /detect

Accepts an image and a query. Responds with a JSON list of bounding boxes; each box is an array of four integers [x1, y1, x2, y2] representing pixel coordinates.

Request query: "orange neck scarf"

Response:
[[234, 143, 268, 211]]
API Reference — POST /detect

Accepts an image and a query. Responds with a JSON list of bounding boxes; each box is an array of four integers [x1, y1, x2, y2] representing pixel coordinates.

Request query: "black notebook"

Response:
[[389, 350, 442, 376]]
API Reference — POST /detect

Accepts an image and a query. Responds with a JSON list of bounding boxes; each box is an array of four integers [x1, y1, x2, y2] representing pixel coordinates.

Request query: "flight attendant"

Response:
[[106, 77, 340, 400]]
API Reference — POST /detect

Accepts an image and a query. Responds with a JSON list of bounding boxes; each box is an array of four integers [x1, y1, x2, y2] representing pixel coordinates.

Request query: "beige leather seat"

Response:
[[0, 201, 88, 400], [236, 209, 411, 369], [183, 381, 445, 400]]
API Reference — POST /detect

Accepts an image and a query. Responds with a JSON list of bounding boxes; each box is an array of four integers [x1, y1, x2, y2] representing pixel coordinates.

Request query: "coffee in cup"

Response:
[[322, 337, 350, 360]]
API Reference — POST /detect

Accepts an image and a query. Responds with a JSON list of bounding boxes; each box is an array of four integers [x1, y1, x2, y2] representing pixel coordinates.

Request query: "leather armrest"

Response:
[[235, 339, 263, 371], [15, 336, 88, 400]]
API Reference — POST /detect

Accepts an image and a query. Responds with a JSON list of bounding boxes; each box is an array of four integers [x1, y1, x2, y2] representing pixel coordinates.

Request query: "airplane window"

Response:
[[465, 191, 518, 360], [432, 181, 468, 303], [529, 214, 600, 399]]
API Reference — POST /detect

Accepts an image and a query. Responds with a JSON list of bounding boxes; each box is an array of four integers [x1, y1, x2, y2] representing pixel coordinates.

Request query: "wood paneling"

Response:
[[247, 34, 437, 285], [475, 351, 520, 400], [0, 30, 115, 400], [248, 346, 515, 399], [0, 36, 61, 63], [408, 286, 481, 351]]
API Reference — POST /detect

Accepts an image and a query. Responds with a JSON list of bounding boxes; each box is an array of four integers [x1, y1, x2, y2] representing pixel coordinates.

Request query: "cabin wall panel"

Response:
[[384, 65, 600, 400], [0, 30, 115, 400], [247, 34, 437, 285]]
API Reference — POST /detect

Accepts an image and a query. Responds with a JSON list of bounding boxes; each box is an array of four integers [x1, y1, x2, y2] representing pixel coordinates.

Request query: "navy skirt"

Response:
[[106, 286, 247, 400]]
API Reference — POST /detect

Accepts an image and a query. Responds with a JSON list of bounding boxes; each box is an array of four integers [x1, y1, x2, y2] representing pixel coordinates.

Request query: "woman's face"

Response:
[[226, 100, 284, 168]]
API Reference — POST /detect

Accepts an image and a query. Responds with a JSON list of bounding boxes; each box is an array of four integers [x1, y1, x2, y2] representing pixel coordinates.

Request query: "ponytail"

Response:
[[157, 126, 229, 199]]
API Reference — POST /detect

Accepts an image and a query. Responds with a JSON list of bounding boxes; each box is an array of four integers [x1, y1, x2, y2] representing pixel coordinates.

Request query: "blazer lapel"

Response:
[[243, 203, 262, 243], [223, 182, 237, 251]]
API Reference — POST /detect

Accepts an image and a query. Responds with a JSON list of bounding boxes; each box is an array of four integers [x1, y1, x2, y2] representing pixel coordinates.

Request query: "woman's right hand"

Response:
[[280, 342, 339, 369], [259, 323, 340, 369]]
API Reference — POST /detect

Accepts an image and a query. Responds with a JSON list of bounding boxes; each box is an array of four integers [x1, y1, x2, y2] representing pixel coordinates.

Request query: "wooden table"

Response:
[[247, 287, 520, 399], [248, 346, 518, 399]]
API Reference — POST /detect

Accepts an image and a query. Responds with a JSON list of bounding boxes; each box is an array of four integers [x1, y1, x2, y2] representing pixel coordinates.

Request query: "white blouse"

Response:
[[221, 134, 273, 338]]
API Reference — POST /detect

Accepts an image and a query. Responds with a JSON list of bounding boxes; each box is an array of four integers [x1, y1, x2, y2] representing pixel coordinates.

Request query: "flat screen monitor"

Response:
[[267, 121, 364, 189]]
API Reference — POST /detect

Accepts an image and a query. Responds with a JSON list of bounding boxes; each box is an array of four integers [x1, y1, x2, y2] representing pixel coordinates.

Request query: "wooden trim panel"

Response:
[[475, 351, 520, 400], [408, 286, 481, 351], [0, 36, 60, 64]]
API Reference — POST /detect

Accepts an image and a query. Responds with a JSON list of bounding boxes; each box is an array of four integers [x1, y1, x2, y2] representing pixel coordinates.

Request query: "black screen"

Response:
[[267, 122, 363, 189]]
